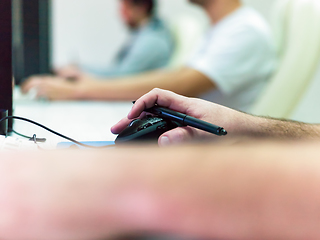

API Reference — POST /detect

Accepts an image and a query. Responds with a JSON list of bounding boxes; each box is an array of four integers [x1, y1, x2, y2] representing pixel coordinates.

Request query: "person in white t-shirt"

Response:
[[188, 4, 277, 111], [22, 0, 277, 113]]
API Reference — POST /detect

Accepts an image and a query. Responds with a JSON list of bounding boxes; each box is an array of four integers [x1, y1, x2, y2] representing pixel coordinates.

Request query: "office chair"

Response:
[[290, 62, 320, 123], [251, 0, 320, 119], [167, 14, 208, 69]]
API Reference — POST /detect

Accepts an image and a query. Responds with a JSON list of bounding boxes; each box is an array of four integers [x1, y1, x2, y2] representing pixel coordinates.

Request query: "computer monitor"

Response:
[[12, 0, 51, 85], [0, 0, 13, 134], [0, 0, 51, 135]]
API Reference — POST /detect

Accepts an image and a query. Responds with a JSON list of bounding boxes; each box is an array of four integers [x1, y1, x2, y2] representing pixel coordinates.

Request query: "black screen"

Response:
[[12, 0, 51, 85], [0, 0, 13, 130]]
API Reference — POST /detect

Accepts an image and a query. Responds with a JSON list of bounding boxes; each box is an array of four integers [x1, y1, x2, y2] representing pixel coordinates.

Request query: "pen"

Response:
[[133, 101, 227, 136]]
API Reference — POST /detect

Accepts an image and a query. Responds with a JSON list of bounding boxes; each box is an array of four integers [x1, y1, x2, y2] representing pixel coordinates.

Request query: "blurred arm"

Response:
[[21, 67, 215, 101], [2, 143, 320, 239], [74, 67, 215, 101]]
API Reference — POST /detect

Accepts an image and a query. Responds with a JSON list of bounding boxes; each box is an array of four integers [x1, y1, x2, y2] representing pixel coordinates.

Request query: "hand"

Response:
[[54, 64, 83, 79], [111, 88, 246, 146], [21, 75, 80, 101]]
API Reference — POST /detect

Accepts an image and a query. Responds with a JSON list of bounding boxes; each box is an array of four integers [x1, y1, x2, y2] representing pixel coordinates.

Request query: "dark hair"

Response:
[[128, 0, 156, 16]]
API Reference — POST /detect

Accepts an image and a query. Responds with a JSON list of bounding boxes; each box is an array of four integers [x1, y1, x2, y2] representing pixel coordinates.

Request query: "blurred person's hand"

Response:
[[54, 64, 83, 79], [21, 74, 98, 100], [112, 88, 249, 146], [21, 75, 78, 100]]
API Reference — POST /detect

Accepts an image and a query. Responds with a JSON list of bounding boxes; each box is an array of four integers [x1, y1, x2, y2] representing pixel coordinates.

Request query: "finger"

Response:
[[35, 80, 61, 99], [111, 113, 147, 134], [21, 78, 43, 93], [128, 88, 191, 119], [41, 80, 73, 101], [54, 65, 71, 76], [35, 84, 49, 99], [158, 127, 197, 147], [40, 76, 66, 82], [55, 68, 69, 77], [111, 117, 132, 134], [21, 74, 54, 93]]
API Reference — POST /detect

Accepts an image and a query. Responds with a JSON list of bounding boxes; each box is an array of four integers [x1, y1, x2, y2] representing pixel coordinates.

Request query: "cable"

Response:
[[11, 129, 47, 143], [11, 129, 32, 139], [0, 116, 116, 149]]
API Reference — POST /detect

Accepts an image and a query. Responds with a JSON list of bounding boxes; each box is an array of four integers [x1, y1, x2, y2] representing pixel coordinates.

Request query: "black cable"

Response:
[[0, 116, 115, 149]]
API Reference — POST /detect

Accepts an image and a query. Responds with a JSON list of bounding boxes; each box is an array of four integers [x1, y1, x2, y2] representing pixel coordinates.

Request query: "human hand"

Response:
[[54, 64, 82, 79], [21, 75, 80, 101], [112, 88, 247, 146]]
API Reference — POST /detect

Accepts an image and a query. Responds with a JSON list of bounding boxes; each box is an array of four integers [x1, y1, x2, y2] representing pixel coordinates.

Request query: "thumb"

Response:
[[158, 127, 196, 147]]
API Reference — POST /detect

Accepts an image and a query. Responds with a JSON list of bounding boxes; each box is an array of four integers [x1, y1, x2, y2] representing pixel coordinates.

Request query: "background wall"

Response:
[[51, 0, 320, 124], [51, 0, 279, 69]]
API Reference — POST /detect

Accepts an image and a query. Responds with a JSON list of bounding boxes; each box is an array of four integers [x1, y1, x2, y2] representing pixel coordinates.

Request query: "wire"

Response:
[[11, 129, 31, 139], [31, 134, 37, 144], [0, 116, 116, 149], [11, 129, 47, 142]]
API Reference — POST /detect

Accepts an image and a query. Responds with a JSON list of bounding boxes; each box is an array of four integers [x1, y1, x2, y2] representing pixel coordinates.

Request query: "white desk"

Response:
[[13, 97, 132, 147]]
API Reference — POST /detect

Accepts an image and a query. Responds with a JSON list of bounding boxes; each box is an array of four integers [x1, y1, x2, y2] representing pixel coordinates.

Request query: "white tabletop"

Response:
[[13, 90, 132, 146]]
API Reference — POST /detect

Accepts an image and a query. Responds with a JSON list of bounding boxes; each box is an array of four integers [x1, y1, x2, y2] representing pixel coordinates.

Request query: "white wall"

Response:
[[51, 0, 279, 69], [52, 0, 127, 69]]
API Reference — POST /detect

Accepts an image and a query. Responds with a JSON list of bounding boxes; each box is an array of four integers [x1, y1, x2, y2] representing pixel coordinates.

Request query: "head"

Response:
[[189, 0, 241, 7], [188, 0, 210, 7], [120, 0, 156, 29]]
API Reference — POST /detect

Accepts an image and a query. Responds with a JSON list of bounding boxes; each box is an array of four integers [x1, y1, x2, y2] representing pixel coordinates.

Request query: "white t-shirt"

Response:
[[187, 6, 277, 113]]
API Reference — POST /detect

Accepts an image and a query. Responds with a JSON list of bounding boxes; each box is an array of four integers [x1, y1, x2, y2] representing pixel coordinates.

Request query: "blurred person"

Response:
[[3, 88, 320, 239], [55, 0, 174, 78], [22, 0, 277, 113]]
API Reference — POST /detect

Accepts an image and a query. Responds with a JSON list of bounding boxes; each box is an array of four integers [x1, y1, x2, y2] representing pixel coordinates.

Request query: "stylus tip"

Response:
[[220, 129, 228, 136]]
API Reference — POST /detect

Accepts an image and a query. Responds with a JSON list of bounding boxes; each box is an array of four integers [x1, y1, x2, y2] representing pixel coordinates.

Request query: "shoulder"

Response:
[[232, 7, 273, 41], [142, 18, 172, 37], [206, 8, 273, 49], [138, 18, 174, 45]]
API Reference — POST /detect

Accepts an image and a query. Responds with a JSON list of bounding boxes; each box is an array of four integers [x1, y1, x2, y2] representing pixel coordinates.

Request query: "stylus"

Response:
[[145, 106, 227, 136]]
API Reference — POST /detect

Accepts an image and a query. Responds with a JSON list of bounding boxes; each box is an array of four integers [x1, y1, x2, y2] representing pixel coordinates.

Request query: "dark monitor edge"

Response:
[[0, 0, 13, 133]]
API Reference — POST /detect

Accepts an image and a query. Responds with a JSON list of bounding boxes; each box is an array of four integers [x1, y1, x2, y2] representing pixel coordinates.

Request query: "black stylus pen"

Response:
[[146, 106, 227, 136], [133, 101, 227, 136]]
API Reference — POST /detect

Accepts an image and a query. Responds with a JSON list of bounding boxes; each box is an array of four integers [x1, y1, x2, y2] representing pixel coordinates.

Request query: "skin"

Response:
[[119, 0, 152, 30], [21, 68, 215, 101], [2, 89, 320, 239], [190, 0, 241, 23], [112, 89, 320, 146], [21, 0, 242, 101], [3, 142, 320, 240]]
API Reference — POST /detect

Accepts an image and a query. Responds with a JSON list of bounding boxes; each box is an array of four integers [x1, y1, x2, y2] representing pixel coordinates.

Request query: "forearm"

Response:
[[0, 150, 143, 240], [3, 144, 320, 239], [133, 143, 320, 239], [235, 113, 320, 139], [78, 68, 213, 101], [76, 70, 173, 100]]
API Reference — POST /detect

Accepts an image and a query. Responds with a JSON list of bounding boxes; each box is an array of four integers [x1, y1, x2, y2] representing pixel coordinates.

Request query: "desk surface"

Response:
[[13, 97, 132, 146]]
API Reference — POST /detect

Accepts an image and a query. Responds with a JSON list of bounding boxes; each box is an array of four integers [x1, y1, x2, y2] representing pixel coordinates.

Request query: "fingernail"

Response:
[[160, 136, 171, 146]]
